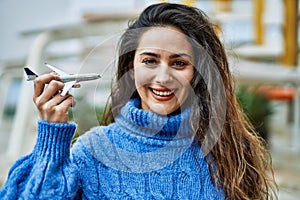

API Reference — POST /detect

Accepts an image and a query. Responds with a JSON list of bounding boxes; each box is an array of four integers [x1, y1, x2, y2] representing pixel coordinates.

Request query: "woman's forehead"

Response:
[[136, 26, 193, 56]]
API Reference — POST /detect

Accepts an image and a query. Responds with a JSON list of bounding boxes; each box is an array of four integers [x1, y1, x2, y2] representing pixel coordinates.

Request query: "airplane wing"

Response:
[[44, 62, 68, 76], [61, 80, 77, 96]]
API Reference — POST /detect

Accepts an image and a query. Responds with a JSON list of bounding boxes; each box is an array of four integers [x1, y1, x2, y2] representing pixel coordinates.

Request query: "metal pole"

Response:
[[292, 78, 300, 152], [280, 0, 298, 66], [7, 31, 56, 159], [253, 0, 265, 45]]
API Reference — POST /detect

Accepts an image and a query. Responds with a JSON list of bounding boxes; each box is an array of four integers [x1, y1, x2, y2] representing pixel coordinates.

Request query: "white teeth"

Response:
[[152, 89, 174, 96]]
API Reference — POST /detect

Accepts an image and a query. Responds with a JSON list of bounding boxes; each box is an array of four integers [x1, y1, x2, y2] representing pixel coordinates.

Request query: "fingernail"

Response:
[[71, 99, 76, 107], [73, 84, 81, 88]]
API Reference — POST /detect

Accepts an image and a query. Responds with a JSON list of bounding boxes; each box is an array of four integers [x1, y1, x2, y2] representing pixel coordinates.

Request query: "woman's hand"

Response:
[[33, 73, 76, 123]]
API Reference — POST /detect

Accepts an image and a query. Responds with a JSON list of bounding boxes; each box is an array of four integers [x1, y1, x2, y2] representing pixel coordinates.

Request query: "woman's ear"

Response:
[[128, 61, 134, 79], [129, 69, 134, 79]]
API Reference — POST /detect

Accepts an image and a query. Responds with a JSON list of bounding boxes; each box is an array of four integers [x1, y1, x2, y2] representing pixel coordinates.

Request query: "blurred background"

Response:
[[0, 0, 299, 199]]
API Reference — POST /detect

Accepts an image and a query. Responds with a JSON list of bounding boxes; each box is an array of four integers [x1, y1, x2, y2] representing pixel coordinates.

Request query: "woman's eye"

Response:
[[173, 60, 187, 67], [142, 58, 156, 65]]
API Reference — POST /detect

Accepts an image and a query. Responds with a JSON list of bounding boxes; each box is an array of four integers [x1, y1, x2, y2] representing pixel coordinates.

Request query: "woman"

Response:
[[0, 3, 277, 199]]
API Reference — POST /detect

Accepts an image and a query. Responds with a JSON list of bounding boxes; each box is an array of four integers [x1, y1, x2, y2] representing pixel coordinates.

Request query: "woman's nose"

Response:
[[155, 65, 172, 84]]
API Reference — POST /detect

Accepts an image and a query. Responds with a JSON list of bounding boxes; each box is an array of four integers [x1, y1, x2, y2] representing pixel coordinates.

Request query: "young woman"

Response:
[[0, 3, 277, 199]]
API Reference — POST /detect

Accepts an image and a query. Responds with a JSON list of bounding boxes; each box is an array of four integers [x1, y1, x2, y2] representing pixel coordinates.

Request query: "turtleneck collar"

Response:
[[115, 98, 193, 140], [80, 98, 200, 172]]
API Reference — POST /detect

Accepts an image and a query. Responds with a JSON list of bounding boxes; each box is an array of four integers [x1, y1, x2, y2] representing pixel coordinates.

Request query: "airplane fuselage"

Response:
[[24, 64, 102, 96], [59, 74, 101, 83]]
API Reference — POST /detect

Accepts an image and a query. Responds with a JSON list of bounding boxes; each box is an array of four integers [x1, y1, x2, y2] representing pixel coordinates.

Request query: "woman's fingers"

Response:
[[33, 73, 60, 101], [57, 95, 76, 110], [40, 94, 75, 123], [55, 95, 76, 123], [34, 80, 65, 109], [73, 83, 81, 88], [33, 72, 76, 123], [46, 92, 73, 108]]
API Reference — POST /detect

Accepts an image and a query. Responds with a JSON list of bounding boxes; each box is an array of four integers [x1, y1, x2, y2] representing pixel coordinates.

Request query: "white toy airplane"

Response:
[[24, 62, 101, 96]]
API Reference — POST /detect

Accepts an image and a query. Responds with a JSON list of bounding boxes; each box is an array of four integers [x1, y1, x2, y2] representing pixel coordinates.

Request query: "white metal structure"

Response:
[[6, 12, 138, 160]]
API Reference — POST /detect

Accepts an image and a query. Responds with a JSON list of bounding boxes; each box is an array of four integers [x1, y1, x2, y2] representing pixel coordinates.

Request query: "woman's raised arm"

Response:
[[0, 73, 81, 199]]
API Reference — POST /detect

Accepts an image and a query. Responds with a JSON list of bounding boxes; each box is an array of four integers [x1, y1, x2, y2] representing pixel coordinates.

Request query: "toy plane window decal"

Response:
[[24, 62, 102, 96]]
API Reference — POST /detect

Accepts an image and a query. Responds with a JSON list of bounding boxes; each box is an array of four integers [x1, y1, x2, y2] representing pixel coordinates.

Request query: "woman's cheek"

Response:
[[134, 67, 151, 88]]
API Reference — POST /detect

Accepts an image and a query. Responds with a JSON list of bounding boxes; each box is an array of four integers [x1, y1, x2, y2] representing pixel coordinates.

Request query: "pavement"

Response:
[[272, 149, 300, 200], [269, 102, 300, 199]]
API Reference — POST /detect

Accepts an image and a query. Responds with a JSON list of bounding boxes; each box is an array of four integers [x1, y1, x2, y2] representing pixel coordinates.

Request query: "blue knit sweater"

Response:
[[0, 99, 224, 199]]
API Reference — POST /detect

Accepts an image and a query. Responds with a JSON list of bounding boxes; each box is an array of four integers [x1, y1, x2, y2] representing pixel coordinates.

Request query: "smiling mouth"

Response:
[[151, 88, 175, 97]]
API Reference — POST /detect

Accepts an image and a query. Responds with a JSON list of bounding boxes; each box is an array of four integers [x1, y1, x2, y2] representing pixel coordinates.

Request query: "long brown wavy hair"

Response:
[[101, 3, 278, 199]]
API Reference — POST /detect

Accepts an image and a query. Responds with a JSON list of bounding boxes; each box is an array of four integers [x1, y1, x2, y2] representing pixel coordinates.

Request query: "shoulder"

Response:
[[72, 125, 113, 151], [70, 125, 116, 165], [70, 124, 133, 171], [71, 126, 105, 158]]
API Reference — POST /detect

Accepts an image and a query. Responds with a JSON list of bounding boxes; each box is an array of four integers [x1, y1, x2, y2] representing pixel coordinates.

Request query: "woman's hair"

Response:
[[102, 3, 277, 199]]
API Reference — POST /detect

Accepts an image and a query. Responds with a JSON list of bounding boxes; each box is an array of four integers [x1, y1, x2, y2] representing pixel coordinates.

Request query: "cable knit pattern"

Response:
[[0, 121, 78, 199], [0, 98, 224, 199]]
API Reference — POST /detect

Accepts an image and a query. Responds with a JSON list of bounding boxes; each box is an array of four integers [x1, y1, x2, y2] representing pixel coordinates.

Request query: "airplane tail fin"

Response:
[[24, 67, 38, 81]]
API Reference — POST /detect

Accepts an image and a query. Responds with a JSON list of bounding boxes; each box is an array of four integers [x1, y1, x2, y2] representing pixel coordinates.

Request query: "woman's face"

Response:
[[133, 26, 194, 115]]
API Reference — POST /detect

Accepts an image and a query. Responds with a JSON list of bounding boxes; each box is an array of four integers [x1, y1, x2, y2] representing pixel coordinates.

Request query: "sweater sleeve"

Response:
[[0, 120, 81, 199]]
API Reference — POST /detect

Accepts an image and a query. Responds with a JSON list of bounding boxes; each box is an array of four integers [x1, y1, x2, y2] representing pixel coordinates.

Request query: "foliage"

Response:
[[68, 96, 106, 144], [236, 86, 274, 141]]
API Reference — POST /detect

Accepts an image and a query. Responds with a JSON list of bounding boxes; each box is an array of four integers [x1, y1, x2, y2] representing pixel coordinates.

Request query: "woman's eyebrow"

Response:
[[169, 53, 192, 59], [139, 52, 160, 58], [139, 52, 192, 59]]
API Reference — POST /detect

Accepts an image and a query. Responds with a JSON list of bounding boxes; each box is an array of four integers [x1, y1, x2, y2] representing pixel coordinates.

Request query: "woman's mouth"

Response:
[[150, 88, 175, 100], [152, 88, 174, 96]]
